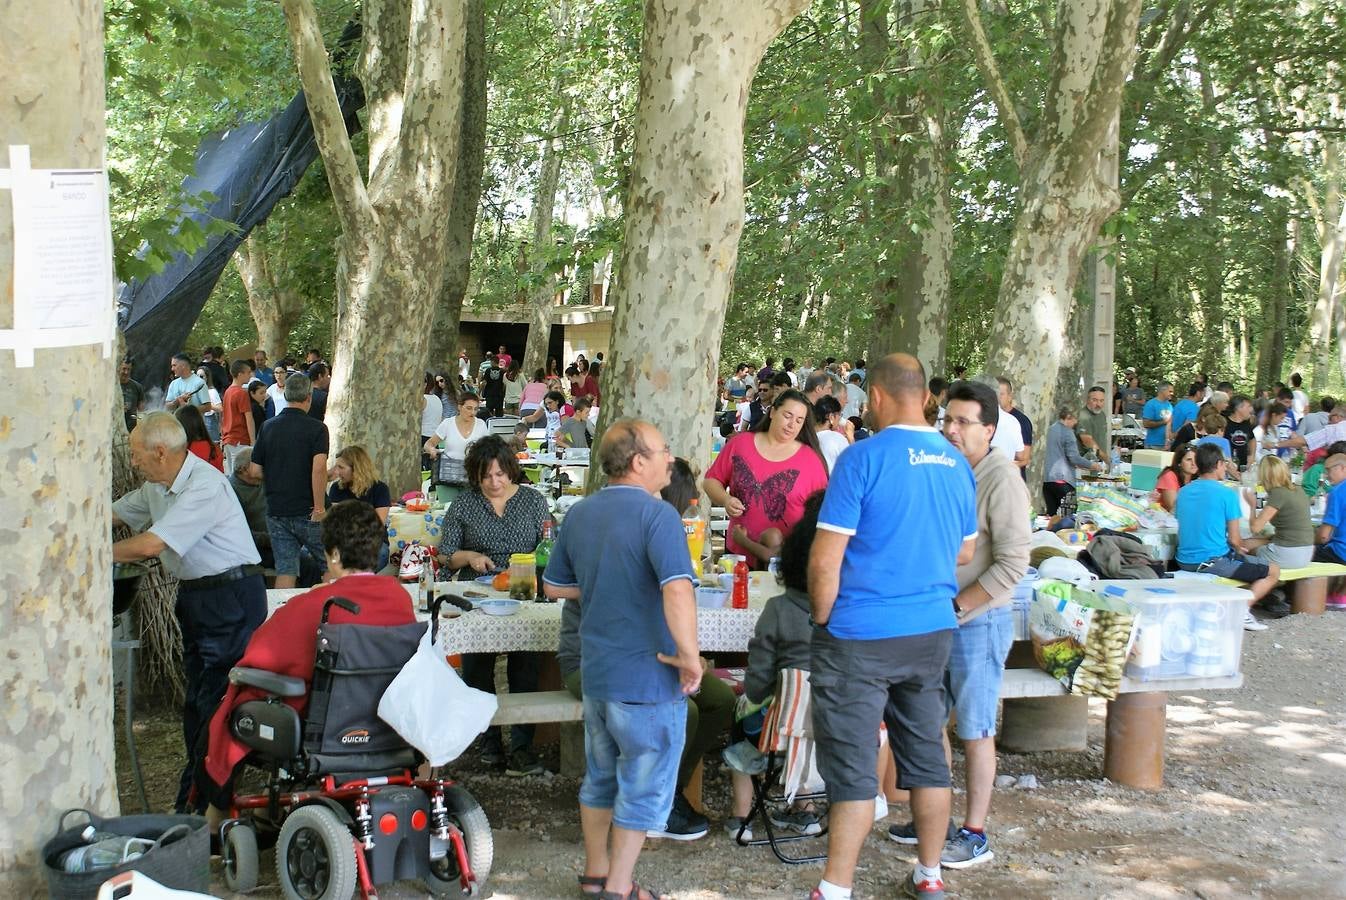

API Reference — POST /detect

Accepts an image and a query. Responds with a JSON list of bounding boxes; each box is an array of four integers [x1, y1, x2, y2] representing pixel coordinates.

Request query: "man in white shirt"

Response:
[[842, 373, 866, 420], [1290, 373, 1309, 419], [1298, 397, 1336, 436], [973, 375, 1024, 462]]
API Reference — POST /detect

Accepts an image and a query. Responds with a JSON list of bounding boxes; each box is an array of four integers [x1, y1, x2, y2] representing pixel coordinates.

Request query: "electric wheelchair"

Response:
[[218, 596, 491, 899]]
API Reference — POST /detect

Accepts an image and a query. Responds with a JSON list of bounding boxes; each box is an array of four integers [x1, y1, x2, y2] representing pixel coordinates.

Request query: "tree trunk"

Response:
[[0, 2, 119, 892], [235, 234, 306, 357], [589, 0, 811, 486], [282, 0, 466, 495], [971, 0, 1143, 459], [429, 0, 488, 373], [867, 0, 952, 374], [1306, 141, 1344, 390], [521, 103, 571, 380], [1256, 201, 1291, 388], [1196, 63, 1226, 377]]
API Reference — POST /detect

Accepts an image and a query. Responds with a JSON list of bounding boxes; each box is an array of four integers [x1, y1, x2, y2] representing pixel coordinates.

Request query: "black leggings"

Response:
[[1043, 481, 1074, 517]]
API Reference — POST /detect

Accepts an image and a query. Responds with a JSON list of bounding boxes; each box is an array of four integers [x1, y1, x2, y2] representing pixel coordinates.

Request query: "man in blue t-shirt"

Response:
[[807, 354, 977, 900], [1314, 453, 1346, 564], [543, 419, 701, 900], [1170, 383, 1202, 436], [1141, 382, 1174, 448], [1174, 443, 1276, 631]]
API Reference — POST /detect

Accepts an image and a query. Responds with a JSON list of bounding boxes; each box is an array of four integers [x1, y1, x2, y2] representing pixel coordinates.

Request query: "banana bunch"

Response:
[[1070, 609, 1135, 700]]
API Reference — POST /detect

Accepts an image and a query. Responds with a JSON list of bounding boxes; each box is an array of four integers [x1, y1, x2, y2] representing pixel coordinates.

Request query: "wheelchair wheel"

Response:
[[276, 804, 358, 900], [222, 822, 259, 893], [424, 785, 493, 897]]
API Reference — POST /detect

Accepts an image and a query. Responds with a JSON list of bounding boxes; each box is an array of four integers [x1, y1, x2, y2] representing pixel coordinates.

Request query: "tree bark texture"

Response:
[[429, 0, 487, 372], [522, 104, 570, 381], [1256, 201, 1291, 389], [975, 0, 1143, 484], [865, 0, 953, 374], [1306, 141, 1344, 391], [0, 2, 119, 892], [235, 234, 306, 357], [282, 0, 466, 494], [590, 0, 812, 486]]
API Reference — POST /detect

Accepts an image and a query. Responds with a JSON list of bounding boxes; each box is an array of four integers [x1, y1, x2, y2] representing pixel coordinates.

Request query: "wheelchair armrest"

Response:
[[230, 666, 307, 698]]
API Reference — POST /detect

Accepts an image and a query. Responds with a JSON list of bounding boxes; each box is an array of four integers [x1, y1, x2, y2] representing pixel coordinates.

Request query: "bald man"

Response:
[[807, 353, 978, 900]]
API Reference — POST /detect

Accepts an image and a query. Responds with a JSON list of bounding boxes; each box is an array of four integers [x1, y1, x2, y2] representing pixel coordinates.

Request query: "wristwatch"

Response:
[[953, 598, 965, 616]]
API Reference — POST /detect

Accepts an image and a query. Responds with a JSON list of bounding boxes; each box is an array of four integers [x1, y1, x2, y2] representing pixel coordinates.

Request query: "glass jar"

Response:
[[508, 553, 537, 601]]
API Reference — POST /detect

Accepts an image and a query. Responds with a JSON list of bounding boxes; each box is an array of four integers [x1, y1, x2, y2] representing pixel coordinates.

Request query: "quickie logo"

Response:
[[340, 729, 371, 745], [908, 447, 956, 467]]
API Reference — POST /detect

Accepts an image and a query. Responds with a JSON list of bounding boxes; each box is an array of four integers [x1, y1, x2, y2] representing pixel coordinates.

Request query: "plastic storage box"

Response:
[[1102, 579, 1250, 682], [1129, 449, 1173, 492]]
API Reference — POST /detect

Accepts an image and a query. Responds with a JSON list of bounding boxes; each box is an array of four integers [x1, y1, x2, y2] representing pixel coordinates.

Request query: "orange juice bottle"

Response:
[[682, 498, 706, 578]]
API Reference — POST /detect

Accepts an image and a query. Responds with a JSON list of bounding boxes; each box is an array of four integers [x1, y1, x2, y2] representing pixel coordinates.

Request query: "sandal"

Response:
[[578, 874, 607, 896], [598, 883, 669, 900]]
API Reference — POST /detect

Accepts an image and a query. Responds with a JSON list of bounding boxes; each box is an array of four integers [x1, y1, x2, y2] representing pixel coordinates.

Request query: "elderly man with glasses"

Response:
[[1314, 453, 1346, 565]]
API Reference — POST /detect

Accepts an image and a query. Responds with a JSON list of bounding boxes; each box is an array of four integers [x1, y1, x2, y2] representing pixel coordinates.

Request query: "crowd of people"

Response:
[[111, 337, 1346, 900]]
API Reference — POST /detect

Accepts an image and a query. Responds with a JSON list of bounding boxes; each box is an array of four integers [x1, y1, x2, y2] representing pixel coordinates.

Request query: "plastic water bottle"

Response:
[[1110, 447, 1122, 469], [59, 827, 155, 872], [732, 557, 750, 609]]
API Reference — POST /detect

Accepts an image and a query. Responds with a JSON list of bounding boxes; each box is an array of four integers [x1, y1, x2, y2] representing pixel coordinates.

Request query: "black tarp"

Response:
[[118, 44, 362, 389]]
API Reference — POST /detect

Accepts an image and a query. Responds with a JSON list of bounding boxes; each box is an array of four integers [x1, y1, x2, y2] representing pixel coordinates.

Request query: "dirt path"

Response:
[[116, 611, 1346, 898]]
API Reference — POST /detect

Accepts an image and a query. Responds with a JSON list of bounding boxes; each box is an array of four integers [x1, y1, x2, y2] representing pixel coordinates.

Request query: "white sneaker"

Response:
[[1243, 610, 1268, 631], [874, 794, 889, 822]]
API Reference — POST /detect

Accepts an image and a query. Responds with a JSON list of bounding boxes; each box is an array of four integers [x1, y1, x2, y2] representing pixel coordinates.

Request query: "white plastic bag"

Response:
[[378, 623, 497, 766]]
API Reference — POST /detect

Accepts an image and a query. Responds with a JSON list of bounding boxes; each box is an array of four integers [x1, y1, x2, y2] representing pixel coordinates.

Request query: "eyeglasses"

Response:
[[640, 445, 673, 458], [945, 417, 985, 428]]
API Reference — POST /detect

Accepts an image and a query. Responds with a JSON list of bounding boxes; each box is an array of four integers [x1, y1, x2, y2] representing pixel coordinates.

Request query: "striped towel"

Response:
[[757, 668, 822, 802]]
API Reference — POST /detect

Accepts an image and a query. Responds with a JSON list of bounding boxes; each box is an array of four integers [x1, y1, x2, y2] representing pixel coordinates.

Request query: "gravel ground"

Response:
[[115, 610, 1346, 898]]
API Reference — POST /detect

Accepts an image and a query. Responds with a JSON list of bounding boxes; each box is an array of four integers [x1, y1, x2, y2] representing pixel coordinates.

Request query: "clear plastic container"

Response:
[[508, 552, 537, 601], [1100, 579, 1250, 682]]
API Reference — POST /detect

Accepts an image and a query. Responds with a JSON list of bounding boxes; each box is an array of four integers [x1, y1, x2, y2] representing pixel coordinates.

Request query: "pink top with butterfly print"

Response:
[[706, 431, 829, 562]]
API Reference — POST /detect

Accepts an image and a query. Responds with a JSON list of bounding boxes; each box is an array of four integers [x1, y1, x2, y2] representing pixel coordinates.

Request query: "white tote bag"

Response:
[[378, 622, 498, 766]]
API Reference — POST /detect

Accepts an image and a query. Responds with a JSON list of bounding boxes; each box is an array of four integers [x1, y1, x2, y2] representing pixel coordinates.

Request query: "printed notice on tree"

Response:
[[2, 144, 116, 367]]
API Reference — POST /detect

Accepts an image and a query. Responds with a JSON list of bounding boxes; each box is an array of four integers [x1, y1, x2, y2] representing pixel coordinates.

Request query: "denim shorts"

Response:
[[946, 607, 1015, 740], [578, 696, 685, 832], [266, 515, 327, 577], [810, 625, 953, 799], [1177, 550, 1269, 583]]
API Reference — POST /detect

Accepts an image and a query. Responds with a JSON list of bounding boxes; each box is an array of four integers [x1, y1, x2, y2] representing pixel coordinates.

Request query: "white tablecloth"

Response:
[[267, 576, 777, 655]]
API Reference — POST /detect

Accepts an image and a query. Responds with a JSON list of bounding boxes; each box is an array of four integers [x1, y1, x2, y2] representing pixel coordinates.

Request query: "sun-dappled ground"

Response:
[[115, 611, 1346, 899]]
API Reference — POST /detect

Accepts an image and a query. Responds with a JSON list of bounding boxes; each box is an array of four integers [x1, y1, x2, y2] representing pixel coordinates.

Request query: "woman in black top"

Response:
[[247, 380, 269, 429], [327, 445, 393, 570], [437, 436, 551, 774]]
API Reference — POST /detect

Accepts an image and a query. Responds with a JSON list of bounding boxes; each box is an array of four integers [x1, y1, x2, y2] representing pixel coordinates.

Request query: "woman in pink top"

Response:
[[520, 368, 549, 414], [704, 388, 829, 567], [1154, 441, 1197, 512]]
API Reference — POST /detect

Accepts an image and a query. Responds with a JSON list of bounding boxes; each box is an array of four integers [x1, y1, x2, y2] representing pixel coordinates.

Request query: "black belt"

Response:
[[179, 564, 264, 592]]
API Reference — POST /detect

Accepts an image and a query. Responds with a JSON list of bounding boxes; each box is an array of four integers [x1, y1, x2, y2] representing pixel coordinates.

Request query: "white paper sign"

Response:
[[1, 144, 116, 366]]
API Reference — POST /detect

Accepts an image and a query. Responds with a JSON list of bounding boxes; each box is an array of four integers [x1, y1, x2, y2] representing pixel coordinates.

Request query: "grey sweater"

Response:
[[744, 588, 813, 704], [1044, 420, 1095, 484], [956, 450, 1031, 624]]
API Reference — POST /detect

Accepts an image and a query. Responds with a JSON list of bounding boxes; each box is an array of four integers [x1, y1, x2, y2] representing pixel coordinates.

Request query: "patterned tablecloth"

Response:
[[386, 507, 447, 552], [267, 576, 776, 655]]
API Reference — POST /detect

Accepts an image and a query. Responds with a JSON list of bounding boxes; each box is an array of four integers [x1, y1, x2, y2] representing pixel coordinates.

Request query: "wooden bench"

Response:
[[492, 690, 583, 726], [1214, 561, 1346, 615], [998, 665, 1242, 789]]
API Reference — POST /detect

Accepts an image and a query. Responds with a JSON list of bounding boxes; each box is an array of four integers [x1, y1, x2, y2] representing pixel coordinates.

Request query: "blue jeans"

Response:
[[266, 515, 327, 578], [946, 607, 1015, 740], [579, 696, 686, 832]]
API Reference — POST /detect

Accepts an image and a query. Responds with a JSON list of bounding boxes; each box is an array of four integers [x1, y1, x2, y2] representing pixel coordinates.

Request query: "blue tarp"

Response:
[[118, 69, 362, 388]]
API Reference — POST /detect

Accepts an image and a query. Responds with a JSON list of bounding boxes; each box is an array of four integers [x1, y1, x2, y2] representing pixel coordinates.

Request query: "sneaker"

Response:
[[722, 740, 767, 775], [724, 816, 755, 843], [769, 807, 822, 835], [647, 794, 709, 841], [888, 819, 957, 846], [477, 741, 506, 770], [899, 869, 946, 898], [505, 748, 544, 777], [940, 827, 994, 869], [1242, 609, 1269, 631]]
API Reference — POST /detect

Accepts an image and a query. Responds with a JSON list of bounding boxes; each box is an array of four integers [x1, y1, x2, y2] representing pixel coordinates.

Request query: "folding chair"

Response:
[[730, 668, 828, 864]]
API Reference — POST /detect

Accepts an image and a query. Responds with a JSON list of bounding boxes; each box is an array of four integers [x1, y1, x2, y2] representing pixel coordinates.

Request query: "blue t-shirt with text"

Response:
[[817, 425, 977, 640], [1142, 398, 1172, 447], [1175, 478, 1240, 564], [542, 485, 694, 703]]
